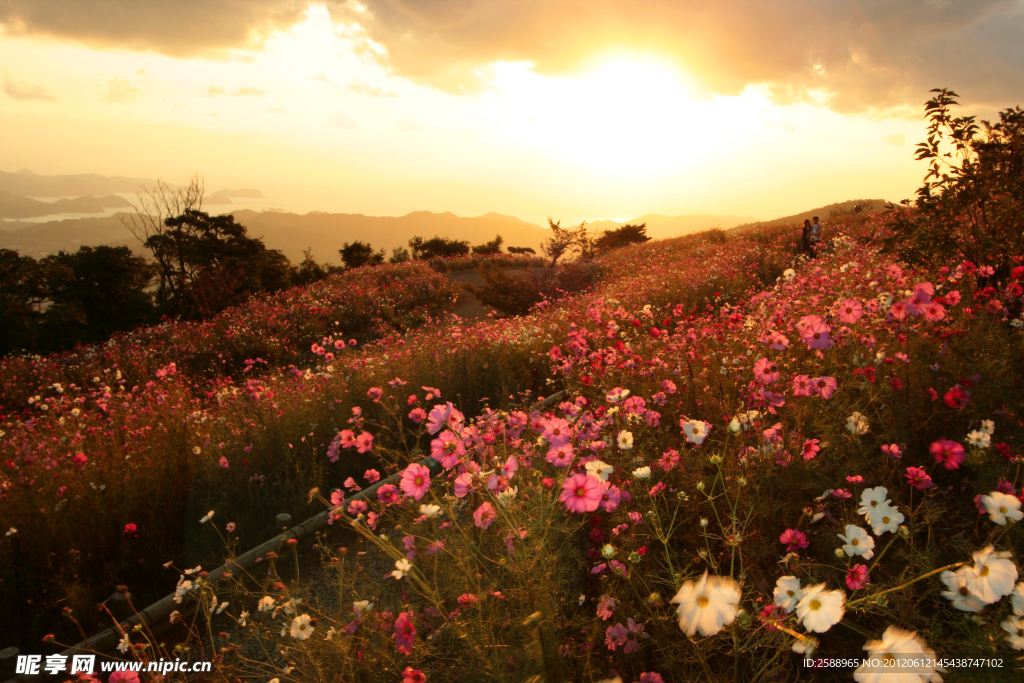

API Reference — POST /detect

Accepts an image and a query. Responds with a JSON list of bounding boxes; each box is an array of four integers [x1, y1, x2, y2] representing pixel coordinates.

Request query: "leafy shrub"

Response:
[[409, 236, 471, 259], [470, 262, 604, 315], [594, 223, 651, 252]]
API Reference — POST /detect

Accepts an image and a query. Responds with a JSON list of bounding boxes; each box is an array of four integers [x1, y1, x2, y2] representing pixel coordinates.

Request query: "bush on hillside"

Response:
[[471, 234, 504, 255], [877, 88, 1024, 279], [594, 223, 651, 252], [470, 261, 603, 315], [340, 240, 386, 269], [409, 235, 471, 259]]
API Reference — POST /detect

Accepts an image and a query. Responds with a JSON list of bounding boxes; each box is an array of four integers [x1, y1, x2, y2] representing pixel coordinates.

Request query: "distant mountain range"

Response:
[[0, 168, 158, 198], [0, 190, 130, 219]]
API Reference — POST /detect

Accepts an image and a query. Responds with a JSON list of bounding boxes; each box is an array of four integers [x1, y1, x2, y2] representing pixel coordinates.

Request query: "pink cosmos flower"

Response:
[[408, 407, 427, 424], [367, 387, 383, 402], [930, 439, 965, 470], [792, 375, 813, 397], [597, 595, 617, 620], [605, 622, 629, 651], [355, 431, 374, 454], [400, 463, 432, 500], [797, 315, 833, 349], [837, 299, 864, 324], [546, 443, 575, 467], [661, 380, 678, 394], [542, 417, 573, 446], [377, 484, 400, 504], [923, 301, 946, 321], [846, 564, 870, 590], [944, 385, 971, 409], [945, 290, 961, 305], [219, 456, 229, 468], [394, 612, 416, 655], [402, 667, 426, 683], [659, 448, 681, 471], [426, 403, 453, 435], [753, 357, 781, 384], [599, 483, 622, 512], [560, 474, 603, 514], [124, 523, 137, 535], [453, 472, 475, 498], [881, 444, 902, 459], [779, 528, 809, 552], [364, 469, 381, 483], [811, 376, 837, 399], [331, 489, 345, 507], [473, 502, 497, 530], [904, 467, 933, 489], [431, 430, 465, 468], [109, 671, 140, 683], [802, 439, 820, 461], [347, 500, 368, 515], [640, 674, 665, 683]]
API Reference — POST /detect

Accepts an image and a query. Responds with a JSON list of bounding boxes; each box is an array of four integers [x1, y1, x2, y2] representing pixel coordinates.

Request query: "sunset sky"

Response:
[[2, 1, 1023, 225]]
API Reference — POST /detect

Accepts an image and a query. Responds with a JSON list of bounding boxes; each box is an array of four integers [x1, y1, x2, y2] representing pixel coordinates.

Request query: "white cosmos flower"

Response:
[[981, 491, 1023, 526], [791, 635, 818, 656], [290, 614, 314, 640], [939, 566, 987, 612], [774, 576, 804, 612], [857, 487, 890, 517], [1012, 582, 1024, 615], [617, 431, 634, 450], [199, 510, 214, 524], [392, 558, 412, 580], [795, 584, 845, 633], [632, 466, 651, 479], [419, 504, 443, 518], [853, 626, 944, 683], [783, 268, 796, 281], [353, 600, 373, 617], [117, 635, 130, 653], [1002, 616, 1024, 650], [867, 504, 904, 536], [258, 596, 276, 612], [846, 412, 869, 435], [585, 460, 613, 481], [966, 430, 991, 448], [969, 546, 1019, 603], [682, 420, 709, 445], [669, 571, 741, 637], [979, 419, 995, 435], [496, 486, 518, 505], [838, 525, 875, 559]]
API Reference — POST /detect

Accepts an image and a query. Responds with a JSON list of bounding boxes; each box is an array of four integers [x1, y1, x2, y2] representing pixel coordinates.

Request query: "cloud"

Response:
[[311, 73, 333, 84], [394, 119, 422, 132], [106, 77, 141, 103], [207, 85, 226, 96], [0, 0, 309, 58], [230, 86, 265, 96], [3, 76, 57, 101], [327, 111, 358, 129], [332, 0, 1024, 111], [882, 133, 906, 146], [344, 79, 397, 97], [269, 106, 286, 113]]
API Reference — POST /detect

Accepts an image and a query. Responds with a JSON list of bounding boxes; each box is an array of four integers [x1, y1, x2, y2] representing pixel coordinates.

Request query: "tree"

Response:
[[0, 249, 46, 355], [408, 236, 471, 259], [389, 247, 411, 263], [291, 248, 328, 286], [541, 219, 583, 267], [507, 246, 536, 255], [472, 235, 504, 255], [875, 88, 1024, 278], [145, 209, 291, 318], [340, 241, 385, 269], [121, 173, 205, 310], [595, 223, 650, 252], [39, 246, 155, 350]]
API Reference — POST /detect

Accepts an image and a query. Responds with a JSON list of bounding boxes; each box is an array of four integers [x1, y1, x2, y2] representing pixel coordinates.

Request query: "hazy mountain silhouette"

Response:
[[0, 169, 158, 197], [0, 190, 130, 218]]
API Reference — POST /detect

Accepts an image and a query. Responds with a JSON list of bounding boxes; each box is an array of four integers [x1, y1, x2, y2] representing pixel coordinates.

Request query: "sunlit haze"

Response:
[[2, 1, 1023, 224]]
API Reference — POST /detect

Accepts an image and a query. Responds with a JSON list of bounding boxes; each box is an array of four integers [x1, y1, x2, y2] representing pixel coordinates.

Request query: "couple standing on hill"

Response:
[[801, 216, 822, 256]]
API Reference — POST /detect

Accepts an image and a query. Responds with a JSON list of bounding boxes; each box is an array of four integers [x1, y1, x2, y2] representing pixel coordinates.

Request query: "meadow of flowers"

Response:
[[3, 213, 1023, 682]]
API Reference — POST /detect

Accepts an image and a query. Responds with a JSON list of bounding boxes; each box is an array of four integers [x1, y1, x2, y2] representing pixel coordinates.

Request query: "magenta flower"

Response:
[[845, 564, 870, 590], [123, 523, 137, 535], [546, 442, 575, 467], [640, 673, 665, 683], [347, 499, 368, 515], [923, 302, 946, 321], [904, 466, 933, 490], [408, 407, 427, 423], [837, 299, 864, 324], [377, 484, 400, 504], [402, 667, 426, 683], [560, 474, 603, 514], [930, 439, 965, 470], [394, 611, 416, 655], [881, 444, 902, 459], [365, 469, 381, 483], [792, 374, 813, 397], [779, 528, 809, 552], [599, 483, 622, 513], [473, 502, 497, 529], [811, 376, 837, 399], [367, 387, 383, 402], [753, 357, 781, 384], [226, 522, 236, 532], [596, 595, 617, 620], [430, 430, 465, 468], [400, 463, 432, 500], [355, 431, 374, 454], [426, 403, 453, 435], [605, 622, 628, 651], [453, 472, 475, 498], [542, 417, 572, 446], [797, 315, 833, 349]]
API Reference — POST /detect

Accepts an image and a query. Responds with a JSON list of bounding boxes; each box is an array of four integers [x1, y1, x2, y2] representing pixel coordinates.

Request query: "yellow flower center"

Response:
[[809, 599, 821, 611], [980, 566, 990, 577], [852, 539, 859, 546], [999, 506, 1007, 514], [696, 596, 710, 608]]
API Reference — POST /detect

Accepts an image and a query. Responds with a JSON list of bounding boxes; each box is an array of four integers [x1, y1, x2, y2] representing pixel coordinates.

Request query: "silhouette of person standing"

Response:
[[808, 216, 822, 257], [801, 219, 812, 255]]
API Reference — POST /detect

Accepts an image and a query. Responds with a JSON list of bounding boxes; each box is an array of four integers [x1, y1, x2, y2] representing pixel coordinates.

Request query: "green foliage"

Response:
[[389, 246, 411, 263], [409, 235, 471, 259], [470, 262, 603, 315], [39, 246, 156, 350], [340, 240, 386, 269], [0, 248, 46, 355], [594, 223, 651, 252], [471, 234, 504, 255], [290, 248, 330, 286], [876, 88, 1024, 278]]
